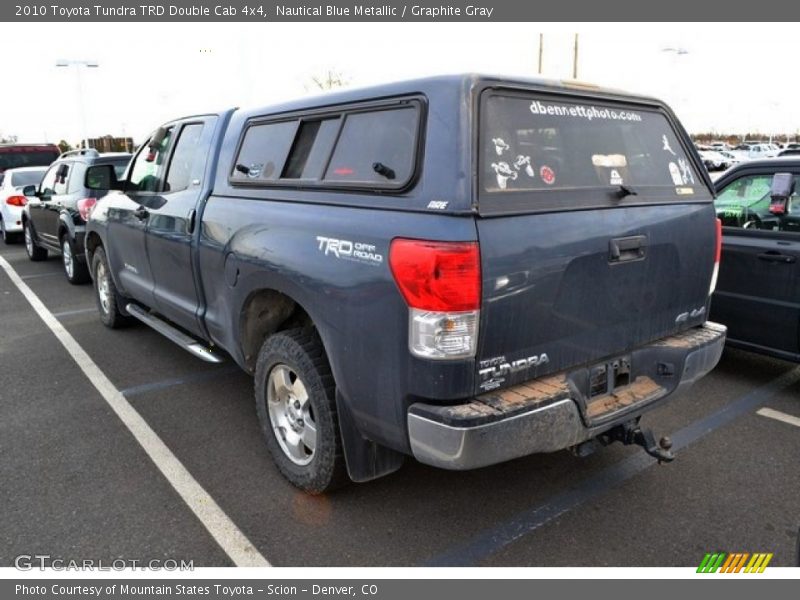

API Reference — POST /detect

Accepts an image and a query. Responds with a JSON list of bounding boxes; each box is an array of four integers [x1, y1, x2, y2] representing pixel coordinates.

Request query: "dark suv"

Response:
[[22, 149, 131, 283]]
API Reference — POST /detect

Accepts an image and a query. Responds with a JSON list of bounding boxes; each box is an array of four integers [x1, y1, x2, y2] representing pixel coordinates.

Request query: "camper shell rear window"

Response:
[[479, 90, 710, 212]]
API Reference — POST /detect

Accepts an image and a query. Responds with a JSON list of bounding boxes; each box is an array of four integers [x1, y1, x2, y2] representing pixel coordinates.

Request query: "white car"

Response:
[[0, 166, 47, 243], [698, 150, 733, 171]]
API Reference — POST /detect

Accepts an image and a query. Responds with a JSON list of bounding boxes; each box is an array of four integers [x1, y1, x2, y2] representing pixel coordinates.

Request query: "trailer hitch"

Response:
[[599, 419, 675, 464]]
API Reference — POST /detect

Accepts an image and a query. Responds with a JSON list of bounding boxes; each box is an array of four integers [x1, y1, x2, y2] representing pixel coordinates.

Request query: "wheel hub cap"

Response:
[[266, 364, 317, 466]]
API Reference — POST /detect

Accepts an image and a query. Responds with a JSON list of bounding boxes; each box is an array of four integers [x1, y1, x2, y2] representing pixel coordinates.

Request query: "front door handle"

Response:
[[133, 206, 149, 221], [187, 209, 197, 234], [757, 251, 796, 264]]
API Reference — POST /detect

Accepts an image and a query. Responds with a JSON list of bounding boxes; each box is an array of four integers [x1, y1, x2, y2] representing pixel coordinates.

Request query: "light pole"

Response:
[[56, 59, 99, 151]]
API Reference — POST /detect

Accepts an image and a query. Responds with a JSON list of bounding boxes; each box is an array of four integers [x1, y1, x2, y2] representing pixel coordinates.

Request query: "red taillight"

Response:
[[6, 195, 27, 207], [77, 197, 97, 221], [714, 218, 722, 263], [389, 239, 481, 312]]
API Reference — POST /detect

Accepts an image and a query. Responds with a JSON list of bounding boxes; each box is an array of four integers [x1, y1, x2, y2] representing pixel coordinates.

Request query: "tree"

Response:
[[307, 70, 350, 92], [0, 132, 18, 143], [58, 140, 73, 153]]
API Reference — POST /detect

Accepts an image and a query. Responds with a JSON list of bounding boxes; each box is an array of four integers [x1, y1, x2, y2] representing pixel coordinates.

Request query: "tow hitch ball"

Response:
[[600, 419, 675, 463]]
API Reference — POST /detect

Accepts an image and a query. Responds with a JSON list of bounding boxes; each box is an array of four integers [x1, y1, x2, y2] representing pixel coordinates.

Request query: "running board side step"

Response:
[[125, 303, 224, 363]]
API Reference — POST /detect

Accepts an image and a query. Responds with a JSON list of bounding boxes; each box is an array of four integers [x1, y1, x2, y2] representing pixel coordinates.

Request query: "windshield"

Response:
[[10, 169, 47, 187], [481, 93, 700, 196]]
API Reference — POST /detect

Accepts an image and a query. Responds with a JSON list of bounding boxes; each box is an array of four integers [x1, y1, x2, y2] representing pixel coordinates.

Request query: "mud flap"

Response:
[[336, 390, 405, 482]]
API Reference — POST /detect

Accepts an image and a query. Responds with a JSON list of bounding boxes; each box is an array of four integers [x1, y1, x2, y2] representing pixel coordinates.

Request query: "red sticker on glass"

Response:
[[334, 167, 354, 176], [540, 165, 555, 185]]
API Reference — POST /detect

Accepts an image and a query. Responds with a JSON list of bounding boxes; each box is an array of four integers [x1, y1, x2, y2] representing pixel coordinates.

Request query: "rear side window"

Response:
[[10, 170, 46, 187], [231, 101, 421, 190], [481, 93, 703, 200], [232, 121, 297, 182], [324, 108, 417, 185]]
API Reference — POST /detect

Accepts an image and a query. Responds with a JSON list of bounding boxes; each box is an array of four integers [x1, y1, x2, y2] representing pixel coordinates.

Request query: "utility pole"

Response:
[[572, 33, 579, 79], [538, 33, 544, 74], [56, 59, 99, 151]]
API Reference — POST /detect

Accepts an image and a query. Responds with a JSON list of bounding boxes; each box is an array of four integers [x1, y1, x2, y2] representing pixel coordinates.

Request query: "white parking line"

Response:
[[756, 407, 800, 429], [0, 256, 270, 567]]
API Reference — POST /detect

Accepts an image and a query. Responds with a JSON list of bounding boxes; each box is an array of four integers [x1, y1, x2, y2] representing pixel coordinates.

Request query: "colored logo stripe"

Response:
[[697, 552, 726, 573], [698, 552, 772, 573]]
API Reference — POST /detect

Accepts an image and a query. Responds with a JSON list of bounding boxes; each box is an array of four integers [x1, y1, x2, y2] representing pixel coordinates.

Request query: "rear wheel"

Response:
[[24, 221, 47, 261], [254, 329, 348, 494], [61, 234, 90, 284], [92, 246, 132, 329]]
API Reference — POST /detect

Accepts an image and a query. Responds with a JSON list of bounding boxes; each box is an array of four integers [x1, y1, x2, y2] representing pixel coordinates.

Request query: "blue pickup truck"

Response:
[[84, 75, 726, 493]]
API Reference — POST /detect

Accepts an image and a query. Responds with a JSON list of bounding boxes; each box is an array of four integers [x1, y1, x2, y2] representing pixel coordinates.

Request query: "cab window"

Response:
[[128, 127, 175, 193], [165, 123, 205, 192], [716, 173, 800, 232]]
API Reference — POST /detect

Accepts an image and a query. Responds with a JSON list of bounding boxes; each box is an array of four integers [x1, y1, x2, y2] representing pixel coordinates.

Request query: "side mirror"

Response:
[[85, 165, 120, 191], [22, 185, 37, 197], [770, 172, 794, 215]]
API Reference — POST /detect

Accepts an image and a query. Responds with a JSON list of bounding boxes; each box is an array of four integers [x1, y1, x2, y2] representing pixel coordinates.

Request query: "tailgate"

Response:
[[475, 203, 717, 392]]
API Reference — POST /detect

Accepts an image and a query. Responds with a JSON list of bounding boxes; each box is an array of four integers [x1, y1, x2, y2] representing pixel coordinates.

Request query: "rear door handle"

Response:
[[757, 251, 796, 264], [187, 209, 197, 234], [133, 206, 149, 221]]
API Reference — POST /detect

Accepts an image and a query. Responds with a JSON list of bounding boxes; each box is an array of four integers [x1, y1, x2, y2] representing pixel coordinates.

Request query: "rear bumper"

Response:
[[407, 322, 726, 470]]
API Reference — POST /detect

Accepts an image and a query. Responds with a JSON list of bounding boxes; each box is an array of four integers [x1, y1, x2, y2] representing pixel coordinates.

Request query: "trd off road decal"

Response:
[[316, 236, 383, 265]]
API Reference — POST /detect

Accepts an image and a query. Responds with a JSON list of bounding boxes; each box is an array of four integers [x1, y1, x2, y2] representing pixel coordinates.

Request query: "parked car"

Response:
[[699, 150, 732, 171], [21, 149, 131, 283], [710, 142, 731, 151], [732, 143, 778, 161], [84, 75, 725, 493], [712, 157, 800, 362], [717, 150, 743, 166], [0, 167, 48, 243], [0, 143, 59, 175]]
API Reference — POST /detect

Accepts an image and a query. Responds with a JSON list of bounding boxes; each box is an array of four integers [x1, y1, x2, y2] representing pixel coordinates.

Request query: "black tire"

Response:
[[1, 218, 20, 244], [24, 221, 48, 261], [91, 246, 132, 329], [254, 328, 348, 494], [60, 234, 91, 284]]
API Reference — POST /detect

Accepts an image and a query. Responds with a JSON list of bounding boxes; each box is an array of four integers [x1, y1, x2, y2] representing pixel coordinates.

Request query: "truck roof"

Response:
[[236, 73, 666, 120]]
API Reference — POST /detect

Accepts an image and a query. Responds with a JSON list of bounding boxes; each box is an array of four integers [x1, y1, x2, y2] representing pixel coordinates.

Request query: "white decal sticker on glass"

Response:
[[491, 162, 517, 189], [492, 138, 510, 156], [668, 162, 683, 186], [678, 158, 695, 184], [610, 169, 623, 185], [662, 135, 677, 156], [513, 155, 535, 177]]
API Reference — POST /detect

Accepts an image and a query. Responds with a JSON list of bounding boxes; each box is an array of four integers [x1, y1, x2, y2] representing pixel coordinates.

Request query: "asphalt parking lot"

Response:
[[0, 241, 798, 568]]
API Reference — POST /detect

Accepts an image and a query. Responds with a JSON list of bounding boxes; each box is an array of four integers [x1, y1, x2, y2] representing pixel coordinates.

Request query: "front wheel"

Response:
[[61, 235, 90, 284], [24, 221, 47, 261], [254, 329, 348, 494], [92, 246, 132, 329]]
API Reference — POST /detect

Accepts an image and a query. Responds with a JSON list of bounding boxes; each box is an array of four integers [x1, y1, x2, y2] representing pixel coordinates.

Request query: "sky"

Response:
[[1, 22, 796, 144]]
